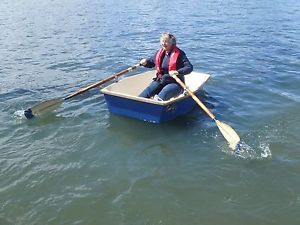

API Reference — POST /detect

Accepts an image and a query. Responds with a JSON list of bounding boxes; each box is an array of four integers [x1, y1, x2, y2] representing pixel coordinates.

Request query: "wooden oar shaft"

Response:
[[171, 74, 216, 120], [24, 63, 140, 119], [64, 64, 140, 100], [171, 73, 240, 150]]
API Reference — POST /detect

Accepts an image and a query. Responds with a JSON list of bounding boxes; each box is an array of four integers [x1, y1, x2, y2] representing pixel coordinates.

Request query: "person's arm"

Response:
[[140, 51, 158, 68], [177, 51, 193, 75]]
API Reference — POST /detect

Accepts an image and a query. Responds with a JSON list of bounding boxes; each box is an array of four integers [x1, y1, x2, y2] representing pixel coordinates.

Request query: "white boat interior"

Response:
[[101, 70, 210, 105]]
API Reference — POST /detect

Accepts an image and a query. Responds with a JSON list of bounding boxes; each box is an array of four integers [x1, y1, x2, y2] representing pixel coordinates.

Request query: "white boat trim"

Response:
[[101, 70, 210, 106]]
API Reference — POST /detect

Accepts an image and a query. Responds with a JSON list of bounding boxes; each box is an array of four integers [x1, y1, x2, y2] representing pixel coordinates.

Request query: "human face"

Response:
[[160, 37, 173, 52]]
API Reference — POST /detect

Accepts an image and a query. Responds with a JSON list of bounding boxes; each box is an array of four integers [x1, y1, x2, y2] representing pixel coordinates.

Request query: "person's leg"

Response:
[[139, 81, 163, 98], [158, 83, 183, 100]]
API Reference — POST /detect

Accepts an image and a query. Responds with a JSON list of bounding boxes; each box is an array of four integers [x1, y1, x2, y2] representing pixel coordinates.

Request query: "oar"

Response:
[[170, 72, 240, 150], [24, 64, 141, 119]]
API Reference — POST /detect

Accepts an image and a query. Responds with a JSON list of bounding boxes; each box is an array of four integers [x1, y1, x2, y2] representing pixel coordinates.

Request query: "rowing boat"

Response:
[[101, 70, 210, 123]]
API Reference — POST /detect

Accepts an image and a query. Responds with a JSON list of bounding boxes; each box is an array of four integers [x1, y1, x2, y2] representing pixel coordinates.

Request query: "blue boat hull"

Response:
[[103, 93, 201, 123]]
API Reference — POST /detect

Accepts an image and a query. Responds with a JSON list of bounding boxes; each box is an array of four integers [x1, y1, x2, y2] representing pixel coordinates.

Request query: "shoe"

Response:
[[153, 95, 163, 101]]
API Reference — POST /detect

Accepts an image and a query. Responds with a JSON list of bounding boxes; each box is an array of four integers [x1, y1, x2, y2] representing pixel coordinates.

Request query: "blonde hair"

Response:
[[160, 32, 177, 45]]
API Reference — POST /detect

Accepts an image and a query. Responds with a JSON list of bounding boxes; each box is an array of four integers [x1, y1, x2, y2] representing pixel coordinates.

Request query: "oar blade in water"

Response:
[[23, 64, 140, 120], [24, 98, 64, 119], [216, 119, 240, 150]]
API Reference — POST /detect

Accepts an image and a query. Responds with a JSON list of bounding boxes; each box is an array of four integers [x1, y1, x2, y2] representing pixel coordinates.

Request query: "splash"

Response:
[[234, 141, 272, 159], [13, 110, 26, 119]]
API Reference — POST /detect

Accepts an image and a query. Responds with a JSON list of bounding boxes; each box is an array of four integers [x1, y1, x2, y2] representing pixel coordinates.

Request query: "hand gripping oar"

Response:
[[170, 72, 240, 150], [24, 64, 141, 119]]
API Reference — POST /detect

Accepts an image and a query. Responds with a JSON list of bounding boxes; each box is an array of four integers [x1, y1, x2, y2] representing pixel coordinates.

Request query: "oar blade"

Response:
[[216, 120, 240, 150], [24, 98, 64, 119]]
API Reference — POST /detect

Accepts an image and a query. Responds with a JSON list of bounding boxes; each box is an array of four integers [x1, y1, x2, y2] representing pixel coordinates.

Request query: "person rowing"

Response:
[[139, 32, 193, 101]]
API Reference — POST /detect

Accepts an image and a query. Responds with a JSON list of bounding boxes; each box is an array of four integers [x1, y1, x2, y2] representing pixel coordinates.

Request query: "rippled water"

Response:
[[1, 0, 300, 224]]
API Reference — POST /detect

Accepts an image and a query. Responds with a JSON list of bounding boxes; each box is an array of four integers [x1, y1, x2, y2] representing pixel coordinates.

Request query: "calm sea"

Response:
[[1, 0, 300, 224]]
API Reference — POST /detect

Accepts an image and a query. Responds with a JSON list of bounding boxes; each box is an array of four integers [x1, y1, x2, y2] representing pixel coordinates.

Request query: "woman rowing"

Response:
[[139, 32, 193, 101]]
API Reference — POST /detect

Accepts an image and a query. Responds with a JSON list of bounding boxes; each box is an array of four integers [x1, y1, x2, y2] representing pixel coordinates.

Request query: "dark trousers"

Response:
[[139, 81, 183, 100]]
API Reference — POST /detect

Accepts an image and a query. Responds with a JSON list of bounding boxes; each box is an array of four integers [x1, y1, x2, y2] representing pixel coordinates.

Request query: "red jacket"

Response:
[[155, 46, 180, 79]]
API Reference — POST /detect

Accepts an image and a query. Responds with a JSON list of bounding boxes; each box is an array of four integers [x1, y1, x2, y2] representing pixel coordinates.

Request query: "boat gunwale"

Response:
[[101, 71, 210, 106]]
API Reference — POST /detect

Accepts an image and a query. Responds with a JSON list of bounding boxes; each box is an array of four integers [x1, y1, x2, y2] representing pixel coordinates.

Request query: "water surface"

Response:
[[1, 0, 300, 224]]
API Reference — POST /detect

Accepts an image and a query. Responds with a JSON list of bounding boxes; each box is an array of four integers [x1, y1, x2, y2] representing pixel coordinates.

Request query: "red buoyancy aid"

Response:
[[155, 46, 180, 78]]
